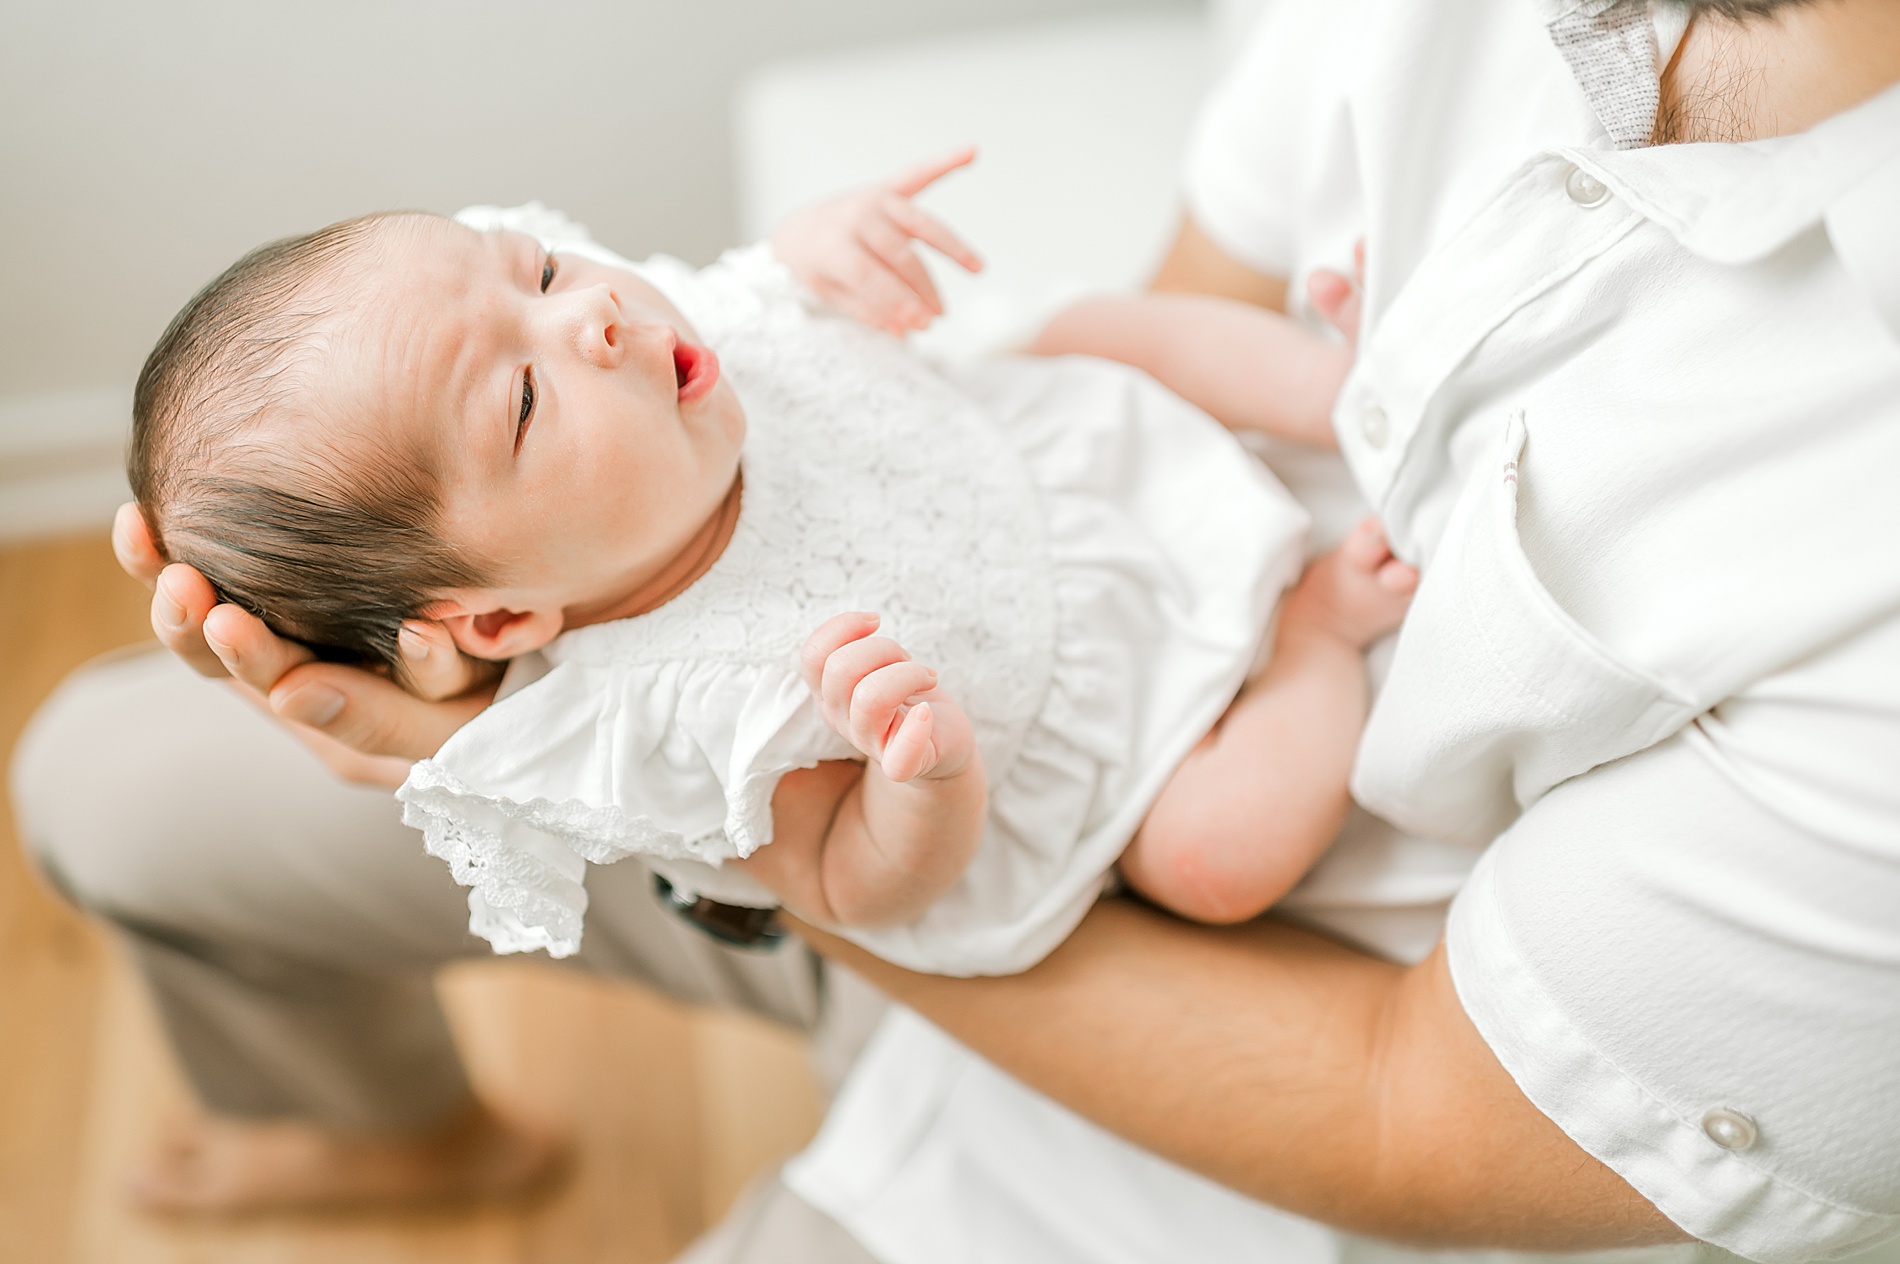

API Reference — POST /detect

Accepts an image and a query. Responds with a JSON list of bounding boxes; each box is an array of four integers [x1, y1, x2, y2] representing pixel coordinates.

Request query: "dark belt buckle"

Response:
[[653, 873, 786, 950]]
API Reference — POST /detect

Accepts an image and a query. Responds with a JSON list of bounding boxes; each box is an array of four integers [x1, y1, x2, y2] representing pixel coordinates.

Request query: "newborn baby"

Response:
[[131, 163, 1411, 974]]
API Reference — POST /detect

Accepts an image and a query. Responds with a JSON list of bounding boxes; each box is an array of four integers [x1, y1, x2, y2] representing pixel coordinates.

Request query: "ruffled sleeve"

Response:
[[397, 651, 852, 957]]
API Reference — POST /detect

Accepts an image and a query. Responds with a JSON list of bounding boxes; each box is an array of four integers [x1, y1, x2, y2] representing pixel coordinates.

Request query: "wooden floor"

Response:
[[0, 533, 824, 1262]]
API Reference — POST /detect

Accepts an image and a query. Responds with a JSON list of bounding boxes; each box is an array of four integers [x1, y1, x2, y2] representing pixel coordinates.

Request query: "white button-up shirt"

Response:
[[788, 2, 1900, 1261]]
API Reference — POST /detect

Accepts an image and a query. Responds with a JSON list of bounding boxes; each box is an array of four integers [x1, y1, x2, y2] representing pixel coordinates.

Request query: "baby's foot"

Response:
[[801, 612, 976, 782], [1284, 517, 1418, 648]]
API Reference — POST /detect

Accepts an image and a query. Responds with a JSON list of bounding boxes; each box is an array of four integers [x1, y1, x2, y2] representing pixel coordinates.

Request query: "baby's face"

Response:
[[326, 215, 745, 654]]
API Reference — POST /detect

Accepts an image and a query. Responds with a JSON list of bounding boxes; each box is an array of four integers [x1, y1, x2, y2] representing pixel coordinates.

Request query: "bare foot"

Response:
[[128, 1098, 567, 1217], [1285, 516, 1418, 647]]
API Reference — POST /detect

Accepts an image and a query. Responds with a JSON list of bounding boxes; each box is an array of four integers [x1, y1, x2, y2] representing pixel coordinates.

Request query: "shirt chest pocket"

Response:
[[1352, 413, 1700, 846]]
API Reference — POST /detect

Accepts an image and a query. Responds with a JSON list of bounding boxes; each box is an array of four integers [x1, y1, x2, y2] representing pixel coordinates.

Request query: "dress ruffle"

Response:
[[399, 656, 855, 950]]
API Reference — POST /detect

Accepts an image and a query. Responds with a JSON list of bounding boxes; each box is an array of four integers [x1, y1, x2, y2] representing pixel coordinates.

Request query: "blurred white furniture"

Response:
[[0, 388, 133, 542], [0, 2, 1253, 543], [735, 4, 1239, 357]]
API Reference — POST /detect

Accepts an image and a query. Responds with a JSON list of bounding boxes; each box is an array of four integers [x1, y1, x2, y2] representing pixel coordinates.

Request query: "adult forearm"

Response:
[[798, 898, 1683, 1249]]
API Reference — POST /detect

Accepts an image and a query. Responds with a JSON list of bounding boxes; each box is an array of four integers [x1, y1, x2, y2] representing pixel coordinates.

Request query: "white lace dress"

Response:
[[396, 204, 1309, 976]]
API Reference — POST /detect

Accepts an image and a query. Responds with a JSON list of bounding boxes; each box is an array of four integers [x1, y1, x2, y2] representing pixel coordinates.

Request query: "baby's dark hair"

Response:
[[130, 211, 486, 668]]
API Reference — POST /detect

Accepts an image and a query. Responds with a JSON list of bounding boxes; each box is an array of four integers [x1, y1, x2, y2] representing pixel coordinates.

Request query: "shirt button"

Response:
[[1701, 1107, 1759, 1151], [1565, 165, 1611, 208], [1360, 404, 1390, 449]]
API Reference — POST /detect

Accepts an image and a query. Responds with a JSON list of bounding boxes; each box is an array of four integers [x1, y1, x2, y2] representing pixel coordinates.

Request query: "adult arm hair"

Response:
[[792, 900, 1688, 1251]]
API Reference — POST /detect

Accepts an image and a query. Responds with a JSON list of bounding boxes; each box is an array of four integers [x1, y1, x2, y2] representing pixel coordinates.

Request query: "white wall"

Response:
[[0, 0, 1189, 538]]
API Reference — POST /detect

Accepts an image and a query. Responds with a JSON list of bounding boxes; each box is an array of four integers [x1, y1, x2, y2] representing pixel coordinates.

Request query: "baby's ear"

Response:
[[425, 599, 565, 661]]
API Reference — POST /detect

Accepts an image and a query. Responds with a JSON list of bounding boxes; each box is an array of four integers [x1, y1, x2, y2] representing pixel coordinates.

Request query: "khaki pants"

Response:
[[11, 649, 877, 1263]]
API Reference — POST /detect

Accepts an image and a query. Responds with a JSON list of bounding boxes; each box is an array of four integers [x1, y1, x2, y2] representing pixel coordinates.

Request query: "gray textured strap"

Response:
[[1545, 0, 1661, 149]]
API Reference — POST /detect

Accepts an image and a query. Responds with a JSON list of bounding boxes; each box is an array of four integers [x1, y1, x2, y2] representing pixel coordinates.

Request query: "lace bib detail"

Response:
[[549, 269, 1057, 778]]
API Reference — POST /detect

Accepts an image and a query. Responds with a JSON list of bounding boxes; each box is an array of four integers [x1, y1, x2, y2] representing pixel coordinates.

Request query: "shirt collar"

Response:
[[1564, 82, 1900, 336], [1530, 0, 1900, 336], [1535, 0, 1663, 149], [1563, 81, 1900, 257]]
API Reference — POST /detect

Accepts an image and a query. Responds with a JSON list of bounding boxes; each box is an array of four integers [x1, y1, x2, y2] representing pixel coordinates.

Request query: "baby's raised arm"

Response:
[[1032, 293, 1351, 449], [737, 613, 986, 928]]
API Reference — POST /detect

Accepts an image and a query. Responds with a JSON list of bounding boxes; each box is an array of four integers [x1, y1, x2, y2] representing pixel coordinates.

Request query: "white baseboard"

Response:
[[0, 388, 132, 542]]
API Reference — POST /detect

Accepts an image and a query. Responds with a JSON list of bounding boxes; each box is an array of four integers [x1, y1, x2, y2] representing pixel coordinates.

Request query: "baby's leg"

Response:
[[1121, 519, 1415, 924]]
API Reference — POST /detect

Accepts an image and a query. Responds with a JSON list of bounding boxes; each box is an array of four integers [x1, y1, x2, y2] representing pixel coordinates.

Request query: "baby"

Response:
[[131, 157, 1412, 975]]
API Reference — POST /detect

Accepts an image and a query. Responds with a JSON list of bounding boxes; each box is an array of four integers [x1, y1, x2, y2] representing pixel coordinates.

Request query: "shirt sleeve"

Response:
[[1179, 0, 1367, 281], [1445, 613, 1900, 1262]]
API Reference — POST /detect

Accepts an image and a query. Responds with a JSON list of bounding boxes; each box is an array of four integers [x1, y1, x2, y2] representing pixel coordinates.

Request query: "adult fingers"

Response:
[[113, 503, 164, 589], [152, 564, 233, 678], [885, 197, 983, 274], [802, 612, 881, 695], [888, 145, 977, 199], [201, 602, 317, 695], [396, 620, 496, 702], [267, 659, 496, 762]]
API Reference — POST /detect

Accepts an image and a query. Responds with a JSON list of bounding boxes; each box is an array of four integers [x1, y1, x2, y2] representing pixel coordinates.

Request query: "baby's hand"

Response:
[[801, 612, 976, 783], [770, 148, 984, 336], [1285, 517, 1419, 649]]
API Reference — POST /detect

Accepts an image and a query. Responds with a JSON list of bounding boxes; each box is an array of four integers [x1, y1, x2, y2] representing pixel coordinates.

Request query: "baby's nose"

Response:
[[574, 285, 626, 365]]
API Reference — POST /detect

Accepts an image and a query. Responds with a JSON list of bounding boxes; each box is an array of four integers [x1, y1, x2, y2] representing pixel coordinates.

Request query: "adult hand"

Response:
[[114, 502, 500, 786]]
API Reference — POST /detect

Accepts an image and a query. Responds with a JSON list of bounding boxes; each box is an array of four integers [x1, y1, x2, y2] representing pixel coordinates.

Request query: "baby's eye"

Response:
[[540, 253, 557, 293], [516, 366, 536, 451]]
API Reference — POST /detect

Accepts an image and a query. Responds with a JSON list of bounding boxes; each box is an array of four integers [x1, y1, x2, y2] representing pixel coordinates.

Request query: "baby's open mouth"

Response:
[[673, 339, 720, 403]]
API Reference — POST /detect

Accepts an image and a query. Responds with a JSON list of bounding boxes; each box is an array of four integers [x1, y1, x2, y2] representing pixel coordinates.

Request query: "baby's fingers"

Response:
[[848, 660, 939, 757], [888, 145, 977, 199], [1308, 238, 1366, 350], [880, 703, 938, 783], [886, 197, 983, 275], [801, 612, 882, 695], [1379, 559, 1419, 595], [860, 215, 944, 317], [826, 258, 934, 334], [819, 636, 913, 732]]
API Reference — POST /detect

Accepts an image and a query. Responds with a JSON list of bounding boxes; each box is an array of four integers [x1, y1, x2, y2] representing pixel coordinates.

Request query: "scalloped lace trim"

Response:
[[403, 804, 586, 957], [400, 761, 744, 957], [404, 761, 739, 865]]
